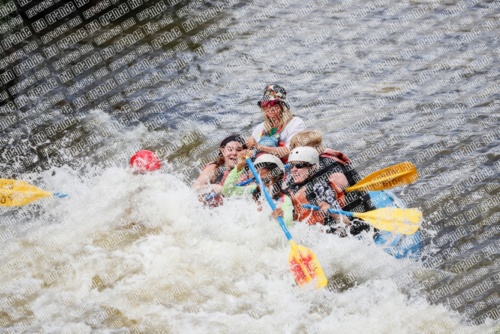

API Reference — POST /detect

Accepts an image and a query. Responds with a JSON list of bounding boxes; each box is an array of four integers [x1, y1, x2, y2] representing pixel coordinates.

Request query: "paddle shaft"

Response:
[[246, 158, 292, 241], [247, 160, 328, 287], [302, 204, 354, 217], [236, 178, 255, 186]]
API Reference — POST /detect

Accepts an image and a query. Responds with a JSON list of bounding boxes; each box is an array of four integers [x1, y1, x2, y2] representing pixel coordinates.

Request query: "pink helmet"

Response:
[[129, 150, 161, 173]]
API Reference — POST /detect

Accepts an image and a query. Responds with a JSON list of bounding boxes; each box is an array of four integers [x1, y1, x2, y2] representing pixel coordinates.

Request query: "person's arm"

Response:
[[282, 195, 294, 227], [271, 195, 294, 226], [255, 145, 290, 159], [246, 123, 264, 148], [222, 150, 257, 197], [312, 181, 349, 224], [256, 118, 306, 160], [246, 136, 258, 149], [317, 201, 351, 225], [221, 168, 256, 197], [192, 164, 216, 190], [247, 122, 291, 158], [329, 173, 348, 190]]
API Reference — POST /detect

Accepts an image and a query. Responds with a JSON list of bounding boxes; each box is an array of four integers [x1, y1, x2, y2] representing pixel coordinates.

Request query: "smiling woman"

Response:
[[192, 134, 247, 204], [245, 84, 306, 162]]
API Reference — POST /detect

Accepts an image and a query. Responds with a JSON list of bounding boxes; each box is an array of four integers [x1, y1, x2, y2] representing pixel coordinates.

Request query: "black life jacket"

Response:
[[288, 158, 373, 236], [316, 156, 376, 213], [211, 165, 230, 185]]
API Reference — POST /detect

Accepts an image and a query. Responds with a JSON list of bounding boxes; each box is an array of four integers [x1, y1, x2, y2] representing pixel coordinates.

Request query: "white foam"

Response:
[[0, 168, 497, 333]]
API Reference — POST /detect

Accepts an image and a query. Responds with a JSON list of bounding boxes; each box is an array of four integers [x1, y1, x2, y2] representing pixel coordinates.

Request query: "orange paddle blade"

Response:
[[346, 162, 418, 192], [0, 179, 53, 207], [288, 240, 328, 288]]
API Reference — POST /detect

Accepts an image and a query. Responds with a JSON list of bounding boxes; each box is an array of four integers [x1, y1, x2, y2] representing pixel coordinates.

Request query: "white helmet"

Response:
[[254, 154, 285, 173], [288, 147, 319, 166]]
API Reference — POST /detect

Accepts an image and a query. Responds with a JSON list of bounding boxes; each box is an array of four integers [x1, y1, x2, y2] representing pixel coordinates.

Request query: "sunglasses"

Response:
[[258, 100, 281, 108], [290, 162, 313, 169]]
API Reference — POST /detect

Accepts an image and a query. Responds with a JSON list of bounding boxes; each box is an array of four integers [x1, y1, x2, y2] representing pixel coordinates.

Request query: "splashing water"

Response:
[[0, 164, 497, 333]]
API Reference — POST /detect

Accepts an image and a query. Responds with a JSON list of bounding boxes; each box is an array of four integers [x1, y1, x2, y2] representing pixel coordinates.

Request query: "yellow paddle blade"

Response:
[[288, 240, 328, 289], [353, 208, 422, 235], [0, 179, 53, 207], [346, 162, 418, 192]]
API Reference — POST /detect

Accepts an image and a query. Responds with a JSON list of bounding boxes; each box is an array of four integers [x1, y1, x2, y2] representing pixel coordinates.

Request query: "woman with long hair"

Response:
[[245, 84, 306, 162], [192, 134, 247, 199]]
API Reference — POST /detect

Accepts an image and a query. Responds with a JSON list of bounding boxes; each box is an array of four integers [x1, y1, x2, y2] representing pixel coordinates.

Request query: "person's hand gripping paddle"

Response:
[[246, 157, 327, 288]]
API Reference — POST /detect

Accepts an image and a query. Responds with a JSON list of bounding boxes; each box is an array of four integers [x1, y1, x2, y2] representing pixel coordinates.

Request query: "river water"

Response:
[[0, 0, 499, 333]]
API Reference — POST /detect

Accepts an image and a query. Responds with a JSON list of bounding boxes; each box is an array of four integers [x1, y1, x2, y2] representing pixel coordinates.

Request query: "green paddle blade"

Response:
[[0, 179, 53, 207], [346, 162, 418, 192], [288, 240, 328, 288], [352, 207, 422, 235]]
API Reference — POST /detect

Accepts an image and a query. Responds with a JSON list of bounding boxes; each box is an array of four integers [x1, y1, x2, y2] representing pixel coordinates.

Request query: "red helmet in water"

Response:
[[129, 150, 161, 173]]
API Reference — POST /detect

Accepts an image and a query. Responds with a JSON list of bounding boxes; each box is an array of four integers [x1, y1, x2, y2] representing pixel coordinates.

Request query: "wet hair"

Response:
[[220, 134, 246, 148], [213, 134, 246, 168]]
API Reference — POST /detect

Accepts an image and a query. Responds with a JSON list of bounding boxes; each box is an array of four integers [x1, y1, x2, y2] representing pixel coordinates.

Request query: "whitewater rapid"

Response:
[[1, 162, 497, 333]]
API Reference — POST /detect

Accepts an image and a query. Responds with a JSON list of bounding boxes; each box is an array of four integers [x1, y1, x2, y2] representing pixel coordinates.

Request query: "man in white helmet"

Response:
[[287, 147, 370, 236], [289, 129, 377, 214], [221, 151, 294, 226]]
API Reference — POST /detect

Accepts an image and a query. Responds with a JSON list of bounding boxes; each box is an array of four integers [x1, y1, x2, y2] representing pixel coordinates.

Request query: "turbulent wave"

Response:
[[0, 165, 497, 333]]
